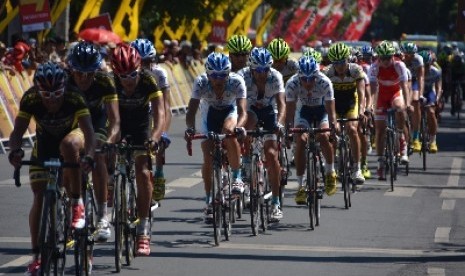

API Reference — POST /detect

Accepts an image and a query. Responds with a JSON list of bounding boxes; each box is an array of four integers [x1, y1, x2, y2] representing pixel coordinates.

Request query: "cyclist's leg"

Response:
[[375, 91, 390, 179], [424, 90, 438, 152], [223, 107, 243, 193], [60, 129, 85, 229], [410, 80, 421, 151], [392, 91, 408, 162], [345, 105, 364, 184], [358, 117, 371, 179]]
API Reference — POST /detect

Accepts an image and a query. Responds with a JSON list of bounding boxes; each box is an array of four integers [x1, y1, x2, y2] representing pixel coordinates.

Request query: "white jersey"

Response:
[[285, 71, 334, 106], [277, 59, 299, 83], [424, 66, 441, 92], [237, 67, 284, 111], [150, 64, 170, 90], [192, 72, 246, 108], [405, 53, 424, 79]]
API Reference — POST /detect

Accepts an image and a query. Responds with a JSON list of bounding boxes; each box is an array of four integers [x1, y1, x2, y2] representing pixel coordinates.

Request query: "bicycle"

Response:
[[107, 139, 156, 272], [14, 159, 77, 276], [451, 80, 463, 119], [418, 97, 430, 171], [278, 137, 290, 211], [187, 132, 235, 245], [288, 126, 331, 230], [336, 117, 360, 209], [384, 109, 400, 191]]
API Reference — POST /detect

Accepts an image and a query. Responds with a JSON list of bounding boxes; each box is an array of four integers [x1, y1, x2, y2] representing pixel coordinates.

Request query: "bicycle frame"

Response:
[[385, 109, 399, 191]]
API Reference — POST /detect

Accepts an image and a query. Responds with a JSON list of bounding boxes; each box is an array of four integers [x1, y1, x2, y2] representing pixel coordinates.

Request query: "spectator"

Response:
[[178, 40, 193, 68]]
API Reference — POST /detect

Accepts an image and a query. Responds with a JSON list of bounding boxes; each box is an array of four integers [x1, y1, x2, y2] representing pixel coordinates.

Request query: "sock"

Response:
[[98, 203, 107, 220], [155, 167, 164, 178], [413, 131, 420, 140], [205, 193, 211, 204], [325, 163, 335, 173], [271, 196, 280, 206], [430, 135, 436, 143], [232, 169, 241, 180], [297, 175, 304, 187], [377, 156, 385, 169], [137, 217, 150, 236], [354, 162, 361, 171]]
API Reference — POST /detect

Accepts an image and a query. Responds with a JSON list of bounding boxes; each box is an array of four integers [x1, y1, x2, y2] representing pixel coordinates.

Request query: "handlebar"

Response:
[[186, 132, 237, 156], [13, 160, 80, 188]]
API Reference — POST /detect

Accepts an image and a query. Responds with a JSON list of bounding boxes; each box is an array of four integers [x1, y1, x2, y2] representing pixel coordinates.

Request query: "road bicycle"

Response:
[[187, 132, 236, 245], [288, 126, 330, 230], [384, 109, 400, 191], [451, 80, 463, 120]]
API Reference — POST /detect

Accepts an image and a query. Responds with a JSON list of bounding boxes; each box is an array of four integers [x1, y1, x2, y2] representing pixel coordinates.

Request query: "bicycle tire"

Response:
[[387, 132, 395, 192], [420, 114, 427, 171], [307, 151, 316, 230], [312, 154, 321, 227], [55, 194, 68, 276], [39, 192, 55, 276], [340, 143, 350, 210], [113, 174, 123, 272], [250, 154, 260, 236], [260, 172, 269, 232], [222, 170, 232, 241], [212, 164, 222, 245], [125, 181, 136, 264], [83, 187, 96, 275]]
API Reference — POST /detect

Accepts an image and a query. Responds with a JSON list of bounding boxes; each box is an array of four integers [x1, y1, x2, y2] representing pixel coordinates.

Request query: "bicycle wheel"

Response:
[[311, 154, 321, 227], [306, 151, 316, 230], [278, 144, 288, 210], [55, 194, 69, 276], [222, 170, 232, 241], [212, 164, 222, 245], [83, 187, 96, 275], [113, 174, 123, 272], [386, 132, 395, 191], [420, 114, 428, 171], [249, 155, 260, 236], [260, 172, 269, 232], [125, 181, 136, 264], [340, 143, 350, 209], [39, 192, 56, 276]]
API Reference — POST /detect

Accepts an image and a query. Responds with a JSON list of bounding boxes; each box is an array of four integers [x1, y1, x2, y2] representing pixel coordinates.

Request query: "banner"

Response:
[[343, 0, 380, 40], [283, 0, 316, 48], [83, 13, 113, 31], [19, 0, 52, 32], [315, 1, 344, 39], [294, 0, 334, 49]]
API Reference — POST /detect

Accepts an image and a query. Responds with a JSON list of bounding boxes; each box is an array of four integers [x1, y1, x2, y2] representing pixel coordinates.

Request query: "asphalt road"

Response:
[[0, 104, 464, 276]]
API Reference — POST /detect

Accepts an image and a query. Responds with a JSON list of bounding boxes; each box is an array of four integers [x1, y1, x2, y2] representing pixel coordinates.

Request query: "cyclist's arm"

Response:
[[276, 92, 286, 126], [435, 77, 443, 101], [236, 98, 247, 128], [162, 86, 172, 132], [150, 93, 165, 143], [400, 80, 410, 109], [417, 66, 425, 95], [78, 114, 96, 159], [286, 100, 296, 127], [325, 99, 337, 126], [186, 98, 200, 129], [9, 116, 30, 152], [105, 100, 121, 143], [365, 83, 372, 111]]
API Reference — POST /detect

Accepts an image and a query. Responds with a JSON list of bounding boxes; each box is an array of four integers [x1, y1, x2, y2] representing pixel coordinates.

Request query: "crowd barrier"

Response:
[[0, 60, 205, 154]]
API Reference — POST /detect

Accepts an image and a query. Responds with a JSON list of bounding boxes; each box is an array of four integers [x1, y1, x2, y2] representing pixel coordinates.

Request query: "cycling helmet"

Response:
[[303, 47, 322, 63], [34, 62, 66, 91], [267, 38, 291, 60], [130, 38, 156, 61], [361, 45, 374, 57], [248, 47, 273, 69], [418, 50, 432, 64], [110, 43, 141, 75], [68, 41, 102, 72], [351, 47, 362, 60], [401, 42, 418, 54], [226, 35, 253, 54], [328, 42, 351, 62], [298, 56, 319, 77], [375, 41, 396, 56], [205, 52, 231, 75]]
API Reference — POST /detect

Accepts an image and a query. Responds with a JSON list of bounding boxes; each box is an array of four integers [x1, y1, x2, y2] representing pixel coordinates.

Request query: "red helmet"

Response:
[[13, 41, 30, 60], [110, 43, 141, 74]]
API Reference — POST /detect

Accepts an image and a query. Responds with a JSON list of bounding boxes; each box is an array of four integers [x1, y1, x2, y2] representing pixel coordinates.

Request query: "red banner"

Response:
[[19, 0, 52, 32], [316, 1, 344, 38], [294, 0, 334, 49], [342, 0, 380, 40], [210, 20, 228, 44], [83, 13, 113, 31]]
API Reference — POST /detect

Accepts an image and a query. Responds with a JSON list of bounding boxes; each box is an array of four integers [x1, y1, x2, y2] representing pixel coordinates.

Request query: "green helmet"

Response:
[[401, 42, 418, 54], [375, 40, 396, 56], [327, 42, 351, 62], [418, 50, 432, 64], [267, 38, 291, 60], [226, 35, 253, 54], [303, 47, 322, 63]]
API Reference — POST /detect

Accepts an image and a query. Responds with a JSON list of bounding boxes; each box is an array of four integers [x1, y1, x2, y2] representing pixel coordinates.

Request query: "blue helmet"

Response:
[[67, 41, 102, 72], [34, 62, 66, 91], [130, 38, 156, 61], [248, 47, 273, 69], [361, 45, 374, 57], [298, 56, 319, 77], [205, 52, 231, 75]]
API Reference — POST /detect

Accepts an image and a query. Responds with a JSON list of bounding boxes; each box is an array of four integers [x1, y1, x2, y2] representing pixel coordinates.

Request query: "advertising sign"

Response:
[[19, 0, 52, 32]]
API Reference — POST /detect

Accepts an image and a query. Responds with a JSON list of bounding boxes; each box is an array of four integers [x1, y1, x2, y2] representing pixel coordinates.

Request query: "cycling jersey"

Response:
[[115, 70, 162, 145], [323, 62, 365, 118], [423, 65, 441, 105], [285, 72, 334, 127], [404, 53, 424, 80], [192, 72, 246, 134], [149, 64, 170, 90], [277, 59, 299, 83], [66, 71, 117, 141]]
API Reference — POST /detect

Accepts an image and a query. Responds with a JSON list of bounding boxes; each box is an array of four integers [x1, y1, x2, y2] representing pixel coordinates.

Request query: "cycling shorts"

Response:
[[29, 128, 83, 185], [91, 113, 108, 143], [295, 105, 328, 128], [375, 90, 402, 120], [335, 93, 358, 119], [423, 89, 437, 106], [201, 105, 237, 134], [249, 105, 277, 131]]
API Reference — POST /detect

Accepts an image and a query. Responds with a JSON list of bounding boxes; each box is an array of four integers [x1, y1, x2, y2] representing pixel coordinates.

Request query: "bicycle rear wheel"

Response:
[[222, 170, 232, 241], [125, 182, 136, 264], [39, 192, 56, 276], [249, 155, 260, 236]]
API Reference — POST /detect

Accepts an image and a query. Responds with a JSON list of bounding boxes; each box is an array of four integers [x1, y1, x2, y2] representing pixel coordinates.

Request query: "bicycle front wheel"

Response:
[[39, 192, 56, 276], [212, 165, 222, 245], [113, 174, 123, 272], [386, 132, 395, 192], [55, 195, 69, 276], [340, 144, 350, 209], [249, 155, 260, 236], [307, 152, 316, 230]]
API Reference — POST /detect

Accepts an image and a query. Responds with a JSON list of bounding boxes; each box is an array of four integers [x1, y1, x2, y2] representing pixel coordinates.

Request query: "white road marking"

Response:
[[0, 256, 30, 275], [0, 237, 29, 243], [441, 199, 456, 210], [0, 175, 28, 187], [434, 227, 451, 243], [384, 187, 416, 197], [191, 170, 202, 177], [446, 158, 462, 187], [439, 189, 465, 199], [167, 177, 202, 188], [427, 267, 445, 276]]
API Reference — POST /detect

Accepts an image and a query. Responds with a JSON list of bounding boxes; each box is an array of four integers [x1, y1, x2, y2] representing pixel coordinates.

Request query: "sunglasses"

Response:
[[39, 87, 65, 99], [332, 59, 347, 65], [380, 56, 392, 61], [300, 76, 316, 83], [253, 67, 270, 73], [118, 70, 139, 79], [209, 73, 228, 80]]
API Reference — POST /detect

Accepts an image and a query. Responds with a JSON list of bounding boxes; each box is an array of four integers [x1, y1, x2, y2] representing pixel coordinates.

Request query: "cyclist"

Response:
[[449, 45, 465, 115], [303, 47, 323, 64], [67, 41, 120, 242], [401, 42, 424, 153], [286, 55, 337, 203], [226, 34, 253, 72], [110, 43, 165, 256], [368, 41, 410, 180], [184, 52, 247, 222], [267, 38, 299, 83], [323, 42, 366, 184], [131, 38, 172, 201], [237, 47, 285, 221], [8, 62, 96, 275], [418, 50, 441, 153]]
